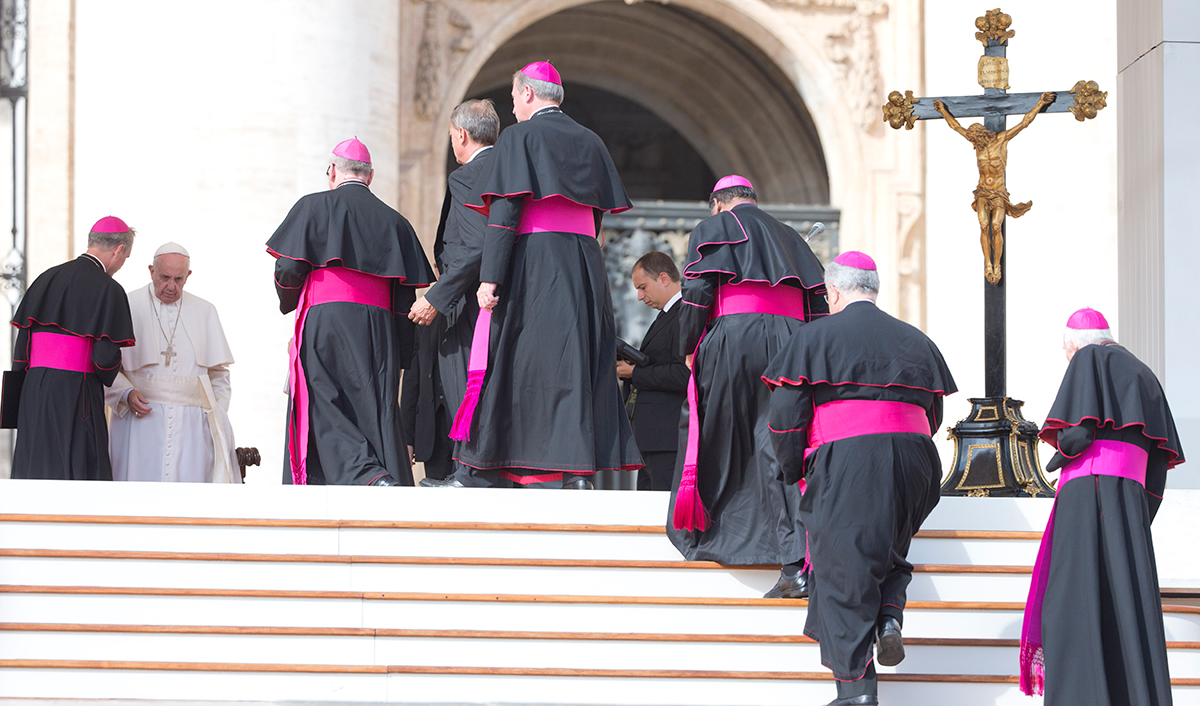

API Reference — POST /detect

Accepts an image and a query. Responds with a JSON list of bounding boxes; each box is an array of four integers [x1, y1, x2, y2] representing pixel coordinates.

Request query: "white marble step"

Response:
[[6, 589, 1200, 643], [0, 554, 1032, 602], [3, 665, 1200, 706], [0, 519, 1043, 566], [3, 627, 1199, 677]]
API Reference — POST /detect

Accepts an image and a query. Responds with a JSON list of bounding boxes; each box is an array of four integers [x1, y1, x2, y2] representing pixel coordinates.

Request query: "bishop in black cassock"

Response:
[[7, 216, 136, 480], [667, 175, 827, 592], [763, 251, 955, 706], [1020, 307, 1183, 706], [447, 61, 641, 489], [268, 137, 435, 487]]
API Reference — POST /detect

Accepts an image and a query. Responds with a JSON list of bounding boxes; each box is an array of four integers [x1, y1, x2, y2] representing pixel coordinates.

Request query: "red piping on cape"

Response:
[[1041, 416, 1181, 469], [265, 248, 429, 286], [761, 374, 951, 396], [11, 317, 134, 347], [463, 191, 631, 217]]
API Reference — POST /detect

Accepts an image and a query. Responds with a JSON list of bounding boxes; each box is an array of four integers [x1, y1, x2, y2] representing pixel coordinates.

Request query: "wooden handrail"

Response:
[[0, 548, 1035, 573], [0, 513, 1044, 539]]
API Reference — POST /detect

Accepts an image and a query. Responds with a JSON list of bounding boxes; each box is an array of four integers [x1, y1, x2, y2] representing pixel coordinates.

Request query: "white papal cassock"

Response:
[[106, 284, 239, 483]]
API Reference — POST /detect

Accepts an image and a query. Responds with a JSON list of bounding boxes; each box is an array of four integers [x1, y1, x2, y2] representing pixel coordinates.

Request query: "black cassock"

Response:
[[454, 106, 641, 486], [425, 148, 492, 450], [1035, 342, 1183, 706], [763, 301, 955, 682], [10, 255, 134, 480], [268, 181, 435, 486], [666, 202, 827, 564]]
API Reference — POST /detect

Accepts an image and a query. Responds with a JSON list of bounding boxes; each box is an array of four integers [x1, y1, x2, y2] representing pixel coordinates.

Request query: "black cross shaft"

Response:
[[904, 40, 1070, 398]]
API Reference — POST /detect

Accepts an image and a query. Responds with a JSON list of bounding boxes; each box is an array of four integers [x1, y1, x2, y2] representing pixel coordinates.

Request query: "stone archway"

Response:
[[462, 0, 830, 206], [402, 0, 925, 328]]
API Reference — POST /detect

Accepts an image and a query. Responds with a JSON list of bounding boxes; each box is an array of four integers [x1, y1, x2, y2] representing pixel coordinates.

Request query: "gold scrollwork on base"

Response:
[[975, 8, 1015, 46], [967, 488, 991, 497], [956, 442, 1006, 491], [883, 90, 919, 130], [1068, 80, 1108, 122], [975, 405, 1000, 422], [1008, 422, 1029, 485]]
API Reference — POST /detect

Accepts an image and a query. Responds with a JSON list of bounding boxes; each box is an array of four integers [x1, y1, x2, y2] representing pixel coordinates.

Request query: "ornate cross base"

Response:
[[941, 396, 1055, 497]]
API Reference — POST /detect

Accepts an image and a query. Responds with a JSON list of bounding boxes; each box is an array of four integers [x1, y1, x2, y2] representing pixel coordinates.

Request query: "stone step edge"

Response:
[[0, 514, 1043, 540], [0, 548, 1035, 574], [7, 584, 1200, 616], [4, 623, 1200, 650], [1, 660, 1197, 686]]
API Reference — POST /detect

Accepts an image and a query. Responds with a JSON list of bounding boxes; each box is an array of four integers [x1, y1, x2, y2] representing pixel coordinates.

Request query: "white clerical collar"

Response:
[[663, 290, 683, 313], [466, 145, 493, 164], [845, 298, 877, 308], [82, 253, 105, 271]]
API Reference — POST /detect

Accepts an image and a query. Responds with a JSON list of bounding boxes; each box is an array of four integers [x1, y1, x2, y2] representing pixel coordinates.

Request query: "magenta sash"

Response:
[[287, 267, 393, 485], [449, 196, 596, 447], [673, 281, 807, 531], [1019, 439, 1149, 696], [806, 400, 930, 460], [29, 332, 96, 373], [517, 195, 596, 237]]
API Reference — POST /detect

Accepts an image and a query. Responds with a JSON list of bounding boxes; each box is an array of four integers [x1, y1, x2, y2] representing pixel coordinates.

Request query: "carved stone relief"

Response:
[[414, 0, 475, 121], [896, 191, 926, 329], [825, 1, 889, 134]]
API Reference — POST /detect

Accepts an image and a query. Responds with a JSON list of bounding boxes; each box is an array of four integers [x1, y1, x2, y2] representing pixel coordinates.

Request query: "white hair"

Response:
[[512, 70, 564, 104], [331, 154, 371, 176], [825, 261, 879, 296], [1064, 327, 1114, 349]]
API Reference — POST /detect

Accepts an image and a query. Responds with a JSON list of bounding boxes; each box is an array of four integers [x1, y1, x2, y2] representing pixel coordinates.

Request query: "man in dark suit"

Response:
[[618, 251, 690, 491], [400, 322, 453, 480], [408, 99, 500, 487]]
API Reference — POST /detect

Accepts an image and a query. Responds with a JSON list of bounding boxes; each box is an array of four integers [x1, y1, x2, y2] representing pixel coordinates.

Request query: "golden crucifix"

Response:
[[933, 91, 1054, 285], [883, 8, 1107, 288]]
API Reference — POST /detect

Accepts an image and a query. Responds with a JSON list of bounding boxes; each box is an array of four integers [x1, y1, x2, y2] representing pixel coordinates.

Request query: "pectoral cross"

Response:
[[161, 344, 176, 365], [882, 8, 1107, 497]]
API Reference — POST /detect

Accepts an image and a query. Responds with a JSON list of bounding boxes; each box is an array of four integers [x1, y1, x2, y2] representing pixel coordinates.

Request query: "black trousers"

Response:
[[637, 450, 676, 491]]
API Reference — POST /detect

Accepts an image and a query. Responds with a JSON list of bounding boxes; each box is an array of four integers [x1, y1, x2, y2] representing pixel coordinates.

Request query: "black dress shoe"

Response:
[[876, 615, 905, 667], [418, 476, 466, 488], [821, 696, 878, 705], [763, 571, 809, 599], [564, 477, 594, 490], [369, 475, 399, 486]]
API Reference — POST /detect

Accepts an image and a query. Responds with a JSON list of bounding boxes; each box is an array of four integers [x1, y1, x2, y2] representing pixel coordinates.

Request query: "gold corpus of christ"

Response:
[[880, 8, 1107, 285]]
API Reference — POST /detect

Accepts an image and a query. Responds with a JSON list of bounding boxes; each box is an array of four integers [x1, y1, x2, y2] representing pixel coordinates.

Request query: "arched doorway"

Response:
[[460, 0, 830, 205], [452, 1, 839, 352]]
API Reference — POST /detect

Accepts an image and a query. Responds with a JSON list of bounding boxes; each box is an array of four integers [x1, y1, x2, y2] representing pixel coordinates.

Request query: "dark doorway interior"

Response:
[[446, 83, 716, 201]]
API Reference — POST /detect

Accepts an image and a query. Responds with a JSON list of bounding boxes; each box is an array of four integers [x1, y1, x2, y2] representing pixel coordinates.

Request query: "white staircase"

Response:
[[0, 479, 1197, 705]]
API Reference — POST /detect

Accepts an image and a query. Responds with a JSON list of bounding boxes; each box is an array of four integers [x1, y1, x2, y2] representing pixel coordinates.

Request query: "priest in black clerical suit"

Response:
[[8, 216, 136, 480], [409, 100, 499, 487], [400, 322, 453, 480], [618, 251, 688, 491]]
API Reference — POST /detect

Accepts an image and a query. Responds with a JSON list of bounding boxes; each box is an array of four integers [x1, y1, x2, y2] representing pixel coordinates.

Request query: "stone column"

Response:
[[1117, 0, 1200, 487], [26, 0, 75, 278]]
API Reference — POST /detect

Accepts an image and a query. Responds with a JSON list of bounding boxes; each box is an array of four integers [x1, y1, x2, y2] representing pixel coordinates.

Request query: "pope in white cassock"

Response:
[[106, 242, 240, 483]]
